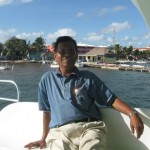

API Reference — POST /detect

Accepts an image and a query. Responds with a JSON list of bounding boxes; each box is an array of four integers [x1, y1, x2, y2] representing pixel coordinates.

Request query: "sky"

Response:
[[0, 0, 150, 48]]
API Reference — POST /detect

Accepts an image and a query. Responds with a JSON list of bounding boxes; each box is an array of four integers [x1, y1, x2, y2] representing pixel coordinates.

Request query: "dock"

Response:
[[83, 63, 150, 73], [118, 65, 150, 72]]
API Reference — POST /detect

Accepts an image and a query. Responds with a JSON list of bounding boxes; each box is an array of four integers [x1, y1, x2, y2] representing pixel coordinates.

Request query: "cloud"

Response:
[[82, 32, 109, 46], [0, 28, 17, 43], [98, 8, 109, 16], [143, 32, 150, 39], [47, 28, 77, 41], [98, 5, 126, 16], [112, 6, 127, 12], [107, 37, 113, 43], [19, 0, 32, 3], [0, 28, 77, 44], [83, 32, 104, 42], [0, 0, 33, 6], [128, 41, 134, 46], [132, 36, 139, 41], [0, 0, 13, 6], [0, 28, 44, 43], [76, 12, 85, 18], [16, 31, 44, 40], [102, 21, 131, 33], [122, 36, 129, 41]]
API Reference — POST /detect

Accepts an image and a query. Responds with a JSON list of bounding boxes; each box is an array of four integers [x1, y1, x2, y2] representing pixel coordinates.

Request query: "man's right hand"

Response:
[[24, 139, 46, 149]]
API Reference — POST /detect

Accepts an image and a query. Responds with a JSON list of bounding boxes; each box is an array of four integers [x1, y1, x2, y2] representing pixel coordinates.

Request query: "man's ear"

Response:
[[53, 52, 57, 60], [75, 54, 78, 61]]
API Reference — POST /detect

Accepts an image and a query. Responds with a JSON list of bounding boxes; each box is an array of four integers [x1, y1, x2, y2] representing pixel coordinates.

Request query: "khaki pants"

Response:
[[47, 121, 107, 150]]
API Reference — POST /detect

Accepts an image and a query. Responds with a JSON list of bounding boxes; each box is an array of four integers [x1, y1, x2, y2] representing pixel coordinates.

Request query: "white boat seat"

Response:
[[0, 102, 150, 150]]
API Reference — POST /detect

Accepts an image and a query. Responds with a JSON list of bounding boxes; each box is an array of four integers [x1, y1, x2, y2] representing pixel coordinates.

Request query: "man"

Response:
[[25, 36, 144, 150]]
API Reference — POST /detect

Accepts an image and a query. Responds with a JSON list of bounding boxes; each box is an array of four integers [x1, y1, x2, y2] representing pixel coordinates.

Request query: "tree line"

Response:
[[0, 36, 150, 61], [112, 44, 150, 61], [0, 36, 51, 60]]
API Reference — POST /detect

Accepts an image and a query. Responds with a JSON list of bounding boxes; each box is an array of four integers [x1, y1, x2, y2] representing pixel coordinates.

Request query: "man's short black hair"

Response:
[[54, 36, 78, 52]]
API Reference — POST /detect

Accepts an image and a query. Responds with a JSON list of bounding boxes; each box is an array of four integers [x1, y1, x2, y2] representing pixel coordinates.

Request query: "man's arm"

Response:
[[41, 111, 50, 142], [24, 111, 50, 149], [112, 98, 144, 139]]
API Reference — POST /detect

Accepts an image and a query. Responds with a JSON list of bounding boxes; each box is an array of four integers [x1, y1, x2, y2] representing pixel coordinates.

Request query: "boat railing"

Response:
[[0, 80, 20, 102]]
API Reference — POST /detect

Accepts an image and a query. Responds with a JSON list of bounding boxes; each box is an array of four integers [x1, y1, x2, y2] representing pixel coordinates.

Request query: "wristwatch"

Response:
[[129, 110, 139, 118]]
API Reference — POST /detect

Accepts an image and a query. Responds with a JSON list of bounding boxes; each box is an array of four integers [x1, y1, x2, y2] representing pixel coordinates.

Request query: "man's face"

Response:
[[54, 40, 78, 69]]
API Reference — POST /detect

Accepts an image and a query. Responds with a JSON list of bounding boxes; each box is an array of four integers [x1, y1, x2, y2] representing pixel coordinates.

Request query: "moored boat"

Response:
[[119, 64, 130, 67], [0, 66, 9, 70], [50, 61, 84, 68], [136, 60, 147, 64], [50, 61, 59, 68], [75, 62, 84, 68], [132, 65, 145, 68]]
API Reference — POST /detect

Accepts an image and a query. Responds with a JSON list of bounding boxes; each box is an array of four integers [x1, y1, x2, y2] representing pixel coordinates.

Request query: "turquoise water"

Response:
[[0, 63, 150, 110]]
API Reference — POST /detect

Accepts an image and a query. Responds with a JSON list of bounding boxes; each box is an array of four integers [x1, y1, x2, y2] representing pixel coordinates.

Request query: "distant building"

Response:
[[133, 47, 150, 51], [47, 45, 54, 52], [77, 43, 95, 54], [78, 47, 116, 63]]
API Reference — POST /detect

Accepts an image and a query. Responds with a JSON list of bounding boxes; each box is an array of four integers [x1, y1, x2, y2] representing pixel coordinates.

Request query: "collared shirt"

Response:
[[38, 67, 116, 128]]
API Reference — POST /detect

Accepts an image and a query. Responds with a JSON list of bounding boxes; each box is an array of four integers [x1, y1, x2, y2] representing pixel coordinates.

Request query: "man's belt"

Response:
[[74, 117, 99, 123], [55, 117, 100, 128]]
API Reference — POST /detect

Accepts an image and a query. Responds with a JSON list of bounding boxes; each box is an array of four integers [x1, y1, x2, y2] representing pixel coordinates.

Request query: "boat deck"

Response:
[[0, 102, 150, 150]]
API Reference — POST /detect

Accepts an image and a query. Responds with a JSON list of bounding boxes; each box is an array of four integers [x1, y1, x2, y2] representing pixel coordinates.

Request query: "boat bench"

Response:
[[0, 102, 150, 150]]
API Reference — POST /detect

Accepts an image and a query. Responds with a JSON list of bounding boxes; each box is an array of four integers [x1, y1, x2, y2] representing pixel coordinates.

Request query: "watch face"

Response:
[[129, 111, 139, 118]]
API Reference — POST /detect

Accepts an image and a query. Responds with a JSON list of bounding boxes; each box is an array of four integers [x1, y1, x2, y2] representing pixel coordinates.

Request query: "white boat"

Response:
[[136, 60, 147, 64], [50, 61, 84, 68], [0, 80, 150, 150], [119, 64, 130, 67], [75, 62, 84, 68], [116, 60, 130, 64], [50, 61, 59, 68], [0, 62, 13, 71], [132, 65, 145, 68], [0, 66, 9, 70]]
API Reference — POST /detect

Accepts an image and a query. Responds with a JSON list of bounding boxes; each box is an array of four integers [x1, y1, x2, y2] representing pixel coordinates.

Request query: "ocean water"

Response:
[[0, 63, 150, 110]]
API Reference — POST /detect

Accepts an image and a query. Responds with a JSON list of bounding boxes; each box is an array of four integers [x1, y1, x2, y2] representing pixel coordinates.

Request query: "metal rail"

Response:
[[0, 80, 20, 102]]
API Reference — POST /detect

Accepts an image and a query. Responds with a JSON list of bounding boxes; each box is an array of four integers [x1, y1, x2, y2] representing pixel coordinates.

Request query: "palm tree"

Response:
[[4, 36, 30, 60], [31, 37, 46, 52], [0, 43, 3, 56]]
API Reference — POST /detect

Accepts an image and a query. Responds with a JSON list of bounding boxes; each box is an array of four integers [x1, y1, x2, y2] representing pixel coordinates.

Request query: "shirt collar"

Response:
[[55, 67, 79, 77]]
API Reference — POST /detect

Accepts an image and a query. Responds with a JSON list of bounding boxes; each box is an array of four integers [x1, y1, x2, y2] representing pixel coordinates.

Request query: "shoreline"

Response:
[[0, 60, 52, 64], [1, 60, 150, 73]]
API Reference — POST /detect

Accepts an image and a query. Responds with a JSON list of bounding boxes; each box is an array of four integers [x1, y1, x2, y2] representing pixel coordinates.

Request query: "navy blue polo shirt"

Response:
[[38, 67, 116, 128]]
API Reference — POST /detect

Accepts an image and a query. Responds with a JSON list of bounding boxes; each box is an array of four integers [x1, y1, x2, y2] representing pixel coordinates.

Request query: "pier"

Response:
[[83, 63, 150, 73], [118, 65, 150, 72]]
